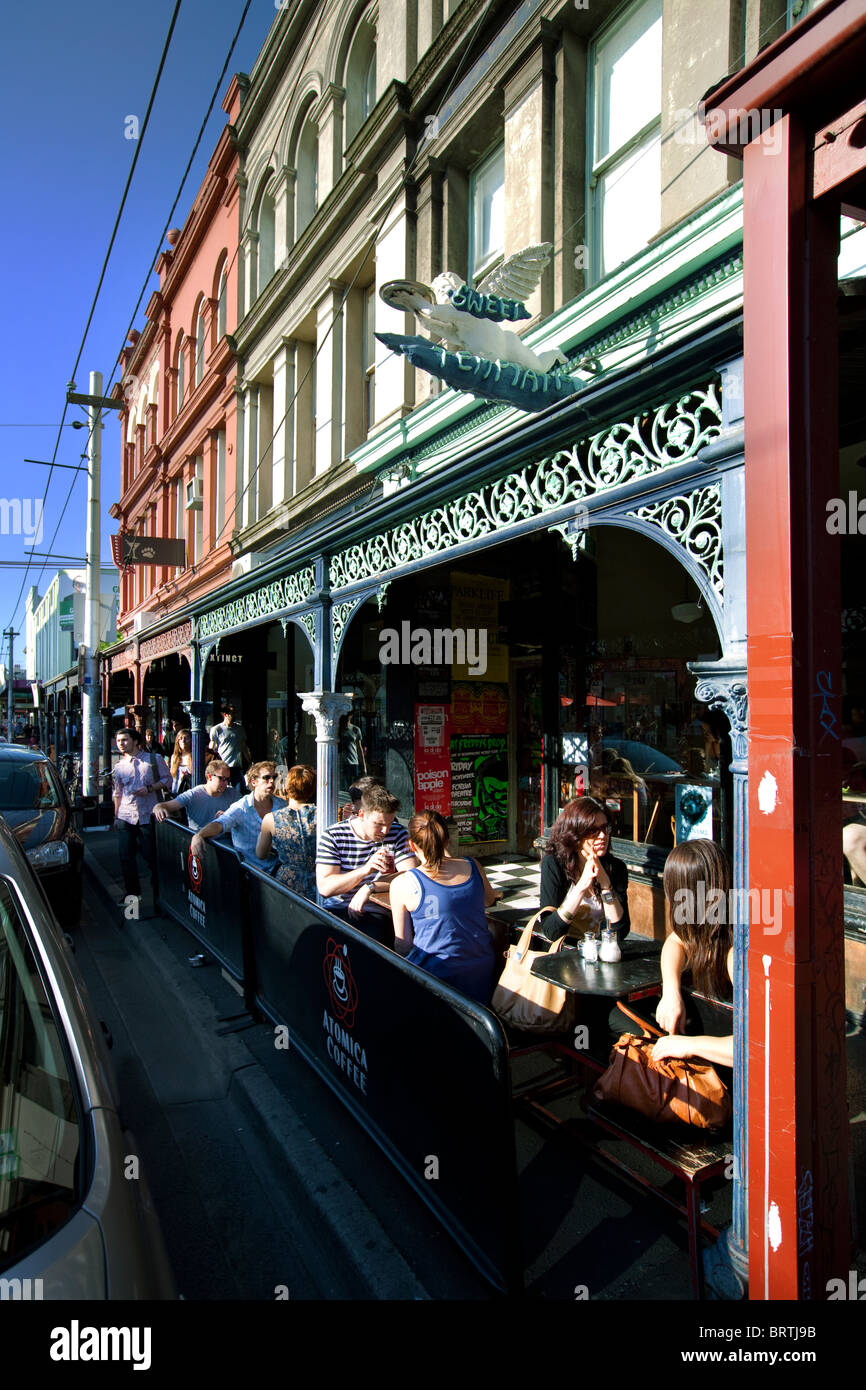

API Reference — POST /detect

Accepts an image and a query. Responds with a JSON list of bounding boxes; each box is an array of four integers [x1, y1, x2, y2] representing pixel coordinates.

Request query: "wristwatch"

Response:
[[601, 890, 616, 904]]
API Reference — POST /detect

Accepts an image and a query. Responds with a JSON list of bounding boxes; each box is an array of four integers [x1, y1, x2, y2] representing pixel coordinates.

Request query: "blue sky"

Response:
[[0, 0, 280, 667]]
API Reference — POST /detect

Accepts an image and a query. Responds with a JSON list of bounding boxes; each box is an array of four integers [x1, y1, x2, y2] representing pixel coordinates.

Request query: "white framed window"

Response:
[[361, 285, 377, 438], [258, 186, 275, 293], [215, 429, 226, 540], [174, 477, 185, 572], [469, 144, 505, 283], [344, 14, 377, 146], [296, 117, 318, 236], [589, 0, 662, 282], [195, 306, 207, 385], [217, 265, 228, 338], [192, 457, 204, 565], [176, 336, 185, 413]]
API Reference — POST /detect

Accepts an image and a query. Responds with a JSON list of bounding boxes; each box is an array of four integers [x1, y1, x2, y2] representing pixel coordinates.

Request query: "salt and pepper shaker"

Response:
[[581, 932, 598, 962], [598, 926, 621, 963]]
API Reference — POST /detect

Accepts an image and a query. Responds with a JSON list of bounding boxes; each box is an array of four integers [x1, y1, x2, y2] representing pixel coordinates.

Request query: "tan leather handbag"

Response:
[[593, 1002, 732, 1129], [491, 907, 575, 1034]]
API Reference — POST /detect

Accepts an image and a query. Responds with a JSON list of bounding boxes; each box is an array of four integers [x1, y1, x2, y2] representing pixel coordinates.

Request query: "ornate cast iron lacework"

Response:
[[139, 622, 192, 663], [627, 485, 723, 599], [197, 567, 316, 639], [332, 599, 363, 649], [330, 385, 722, 589]]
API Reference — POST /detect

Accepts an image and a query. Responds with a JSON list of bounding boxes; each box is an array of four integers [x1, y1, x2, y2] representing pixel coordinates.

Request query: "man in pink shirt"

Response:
[[112, 727, 170, 903]]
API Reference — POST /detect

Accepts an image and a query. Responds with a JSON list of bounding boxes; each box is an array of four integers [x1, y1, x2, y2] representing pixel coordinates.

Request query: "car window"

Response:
[[0, 760, 62, 811], [0, 878, 80, 1271]]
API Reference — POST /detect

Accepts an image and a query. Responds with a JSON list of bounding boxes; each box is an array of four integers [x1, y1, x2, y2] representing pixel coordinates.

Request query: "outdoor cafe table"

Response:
[[529, 935, 663, 1001]]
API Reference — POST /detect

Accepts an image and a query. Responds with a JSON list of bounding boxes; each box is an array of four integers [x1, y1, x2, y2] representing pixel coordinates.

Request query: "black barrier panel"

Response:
[[154, 819, 247, 981], [245, 872, 523, 1295]]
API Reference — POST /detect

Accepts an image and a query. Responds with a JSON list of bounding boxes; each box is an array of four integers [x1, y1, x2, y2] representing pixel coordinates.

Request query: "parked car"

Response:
[[0, 814, 175, 1298], [0, 745, 83, 930]]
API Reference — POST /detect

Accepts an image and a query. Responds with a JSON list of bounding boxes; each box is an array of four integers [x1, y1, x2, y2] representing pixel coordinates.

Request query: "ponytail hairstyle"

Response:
[[408, 808, 450, 875]]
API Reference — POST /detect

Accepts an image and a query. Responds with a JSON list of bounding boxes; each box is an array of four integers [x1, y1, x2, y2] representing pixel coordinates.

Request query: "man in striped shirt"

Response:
[[317, 784, 418, 946]]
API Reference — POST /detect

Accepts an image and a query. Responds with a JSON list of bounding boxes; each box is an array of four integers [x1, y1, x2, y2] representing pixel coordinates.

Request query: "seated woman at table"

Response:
[[651, 839, 734, 1070], [539, 797, 630, 943], [389, 809, 500, 1004], [256, 764, 317, 899]]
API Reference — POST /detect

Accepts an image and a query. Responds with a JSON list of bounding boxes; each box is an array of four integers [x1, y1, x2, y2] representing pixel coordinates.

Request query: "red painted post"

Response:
[[743, 112, 848, 1300]]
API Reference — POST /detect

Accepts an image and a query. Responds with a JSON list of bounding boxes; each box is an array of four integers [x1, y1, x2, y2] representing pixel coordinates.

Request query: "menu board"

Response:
[[450, 734, 508, 845]]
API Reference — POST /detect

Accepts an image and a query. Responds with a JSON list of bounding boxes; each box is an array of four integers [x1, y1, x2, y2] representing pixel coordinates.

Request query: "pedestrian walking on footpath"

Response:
[[208, 704, 251, 788], [112, 727, 171, 904]]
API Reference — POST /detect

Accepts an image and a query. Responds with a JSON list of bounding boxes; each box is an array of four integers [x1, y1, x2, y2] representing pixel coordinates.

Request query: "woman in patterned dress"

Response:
[[256, 764, 317, 898]]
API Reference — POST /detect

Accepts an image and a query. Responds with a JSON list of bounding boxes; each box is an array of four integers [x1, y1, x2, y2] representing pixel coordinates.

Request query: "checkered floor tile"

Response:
[[482, 857, 541, 912]]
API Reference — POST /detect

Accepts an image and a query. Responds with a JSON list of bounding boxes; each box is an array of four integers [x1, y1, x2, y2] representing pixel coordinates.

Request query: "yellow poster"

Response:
[[450, 572, 509, 682]]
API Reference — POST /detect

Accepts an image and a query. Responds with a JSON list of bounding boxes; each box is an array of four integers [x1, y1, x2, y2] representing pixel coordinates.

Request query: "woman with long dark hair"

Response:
[[539, 796, 630, 942], [389, 809, 499, 1003], [651, 839, 734, 1069], [170, 729, 193, 794]]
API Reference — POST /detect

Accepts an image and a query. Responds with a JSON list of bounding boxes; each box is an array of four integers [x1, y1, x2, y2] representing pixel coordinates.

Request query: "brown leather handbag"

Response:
[[593, 1002, 732, 1129]]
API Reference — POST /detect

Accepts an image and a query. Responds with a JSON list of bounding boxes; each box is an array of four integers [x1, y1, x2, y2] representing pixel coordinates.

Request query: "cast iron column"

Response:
[[182, 700, 210, 787], [300, 691, 353, 845]]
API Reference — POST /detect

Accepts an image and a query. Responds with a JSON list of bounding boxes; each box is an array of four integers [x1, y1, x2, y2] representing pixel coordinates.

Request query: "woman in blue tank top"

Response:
[[389, 809, 499, 1005]]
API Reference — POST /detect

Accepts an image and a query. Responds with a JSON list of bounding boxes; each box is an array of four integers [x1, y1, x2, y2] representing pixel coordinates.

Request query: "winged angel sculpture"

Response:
[[378, 243, 592, 411]]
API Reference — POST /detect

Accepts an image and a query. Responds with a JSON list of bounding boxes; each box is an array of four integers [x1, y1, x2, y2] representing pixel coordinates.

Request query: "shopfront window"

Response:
[[334, 525, 725, 855]]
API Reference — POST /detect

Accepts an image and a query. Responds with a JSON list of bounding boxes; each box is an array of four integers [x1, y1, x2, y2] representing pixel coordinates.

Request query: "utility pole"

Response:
[[67, 373, 122, 796], [81, 371, 103, 796], [3, 628, 18, 737]]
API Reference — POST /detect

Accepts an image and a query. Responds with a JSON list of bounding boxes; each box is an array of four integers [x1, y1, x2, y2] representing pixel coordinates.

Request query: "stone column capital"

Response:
[[299, 690, 352, 741]]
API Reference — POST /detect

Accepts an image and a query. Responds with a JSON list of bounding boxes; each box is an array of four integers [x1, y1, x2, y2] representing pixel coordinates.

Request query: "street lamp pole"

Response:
[[82, 371, 103, 796]]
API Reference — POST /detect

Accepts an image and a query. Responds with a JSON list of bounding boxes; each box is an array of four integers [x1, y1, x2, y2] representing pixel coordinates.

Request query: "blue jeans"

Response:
[[116, 820, 155, 896]]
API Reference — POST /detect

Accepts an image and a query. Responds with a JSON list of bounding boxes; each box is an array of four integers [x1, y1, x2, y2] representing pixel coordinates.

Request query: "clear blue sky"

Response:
[[0, 0, 280, 668]]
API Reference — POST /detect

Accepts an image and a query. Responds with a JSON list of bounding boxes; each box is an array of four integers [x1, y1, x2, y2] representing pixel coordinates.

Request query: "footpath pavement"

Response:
[[78, 824, 724, 1302]]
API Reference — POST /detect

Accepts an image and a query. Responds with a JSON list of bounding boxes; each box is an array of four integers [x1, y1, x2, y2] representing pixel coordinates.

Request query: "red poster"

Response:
[[414, 703, 451, 814]]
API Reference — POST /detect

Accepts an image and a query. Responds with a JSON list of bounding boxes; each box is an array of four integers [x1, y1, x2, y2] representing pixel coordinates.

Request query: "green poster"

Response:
[[450, 734, 508, 844]]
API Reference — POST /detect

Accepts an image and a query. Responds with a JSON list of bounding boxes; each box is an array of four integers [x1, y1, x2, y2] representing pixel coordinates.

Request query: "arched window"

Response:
[[296, 114, 318, 236], [217, 264, 228, 338], [176, 335, 185, 414], [344, 13, 377, 146], [258, 182, 276, 293], [195, 304, 207, 385]]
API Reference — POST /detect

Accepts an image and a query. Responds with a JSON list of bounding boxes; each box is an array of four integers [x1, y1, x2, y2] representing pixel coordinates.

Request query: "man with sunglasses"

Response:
[[189, 760, 286, 868], [152, 759, 240, 831]]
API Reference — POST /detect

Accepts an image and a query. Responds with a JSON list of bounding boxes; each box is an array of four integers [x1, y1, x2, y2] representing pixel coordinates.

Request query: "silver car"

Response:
[[0, 814, 175, 1299]]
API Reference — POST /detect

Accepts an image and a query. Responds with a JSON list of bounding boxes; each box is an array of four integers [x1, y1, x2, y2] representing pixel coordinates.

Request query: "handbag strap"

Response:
[[616, 999, 664, 1038], [515, 905, 559, 959]]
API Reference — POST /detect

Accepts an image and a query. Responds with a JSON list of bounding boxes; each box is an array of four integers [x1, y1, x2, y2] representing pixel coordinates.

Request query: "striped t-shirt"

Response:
[[316, 818, 413, 905]]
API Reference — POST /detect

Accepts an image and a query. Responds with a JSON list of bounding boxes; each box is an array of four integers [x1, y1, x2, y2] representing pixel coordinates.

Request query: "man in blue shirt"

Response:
[[189, 761, 285, 867], [152, 760, 240, 831]]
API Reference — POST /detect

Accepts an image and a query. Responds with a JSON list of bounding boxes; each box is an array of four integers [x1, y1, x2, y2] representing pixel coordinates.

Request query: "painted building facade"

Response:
[[105, 76, 244, 741], [100, 0, 866, 1297]]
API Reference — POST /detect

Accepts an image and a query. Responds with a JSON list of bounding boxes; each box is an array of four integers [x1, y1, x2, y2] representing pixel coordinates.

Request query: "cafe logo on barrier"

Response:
[[187, 848, 204, 896], [322, 938, 368, 1096]]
